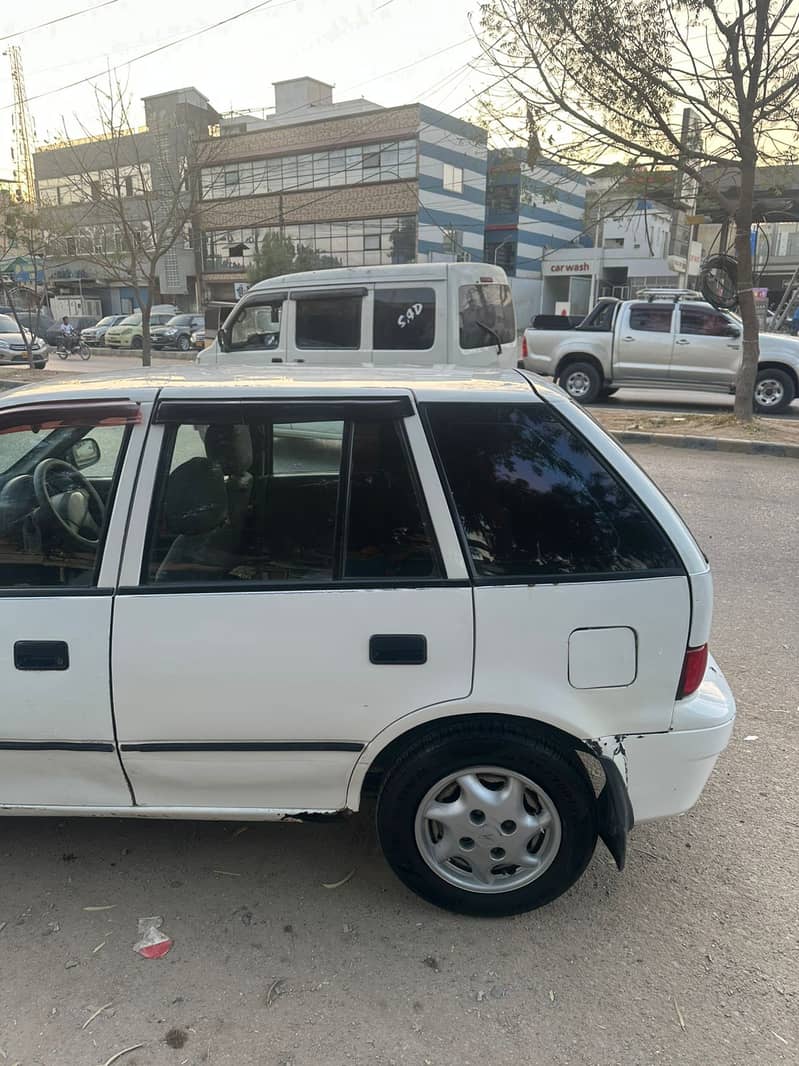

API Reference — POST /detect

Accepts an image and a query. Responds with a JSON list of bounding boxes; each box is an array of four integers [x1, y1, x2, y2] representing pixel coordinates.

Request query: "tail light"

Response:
[[677, 644, 708, 699], [521, 335, 528, 359]]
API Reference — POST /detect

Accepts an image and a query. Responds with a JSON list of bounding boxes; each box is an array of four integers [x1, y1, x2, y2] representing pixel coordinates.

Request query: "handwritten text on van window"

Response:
[[398, 304, 424, 328]]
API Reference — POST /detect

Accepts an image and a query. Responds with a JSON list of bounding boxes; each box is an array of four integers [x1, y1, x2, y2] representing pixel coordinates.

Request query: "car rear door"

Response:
[[111, 391, 473, 812], [670, 305, 741, 386], [0, 397, 149, 807], [612, 302, 676, 381]]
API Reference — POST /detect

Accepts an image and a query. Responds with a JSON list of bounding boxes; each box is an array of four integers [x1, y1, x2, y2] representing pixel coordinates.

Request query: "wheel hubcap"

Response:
[[565, 371, 591, 398], [414, 766, 562, 894], [755, 379, 784, 407]]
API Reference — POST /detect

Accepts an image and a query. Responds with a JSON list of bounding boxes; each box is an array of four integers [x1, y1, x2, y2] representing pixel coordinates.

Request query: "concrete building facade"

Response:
[[196, 79, 488, 302], [33, 88, 219, 314]]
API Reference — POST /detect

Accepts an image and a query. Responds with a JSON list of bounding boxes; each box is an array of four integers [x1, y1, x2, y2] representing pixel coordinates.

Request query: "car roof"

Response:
[[248, 262, 507, 293], [0, 365, 538, 408]]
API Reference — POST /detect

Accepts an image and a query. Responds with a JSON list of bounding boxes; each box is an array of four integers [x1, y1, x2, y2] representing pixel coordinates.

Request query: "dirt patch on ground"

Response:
[[594, 408, 799, 445]]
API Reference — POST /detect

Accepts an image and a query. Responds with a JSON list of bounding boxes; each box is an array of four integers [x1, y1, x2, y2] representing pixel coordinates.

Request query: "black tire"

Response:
[[57, 348, 69, 360], [557, 361, 602, 404], [754, 368, 795, 414], [33, 361, 47, 370], [376, 722, 598, 917], [600, 386, 618, 398], [177, 334, 191, 352], [132, 336, 143, 350], [79, 343, 91, 361]]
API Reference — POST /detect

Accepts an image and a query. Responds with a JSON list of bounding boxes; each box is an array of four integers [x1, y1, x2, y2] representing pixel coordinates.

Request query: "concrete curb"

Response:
[[615, 430, 799, 458]]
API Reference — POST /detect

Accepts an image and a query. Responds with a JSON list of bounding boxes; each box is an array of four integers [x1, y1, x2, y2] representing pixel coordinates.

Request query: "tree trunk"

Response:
[[733, 156, 758, 421]]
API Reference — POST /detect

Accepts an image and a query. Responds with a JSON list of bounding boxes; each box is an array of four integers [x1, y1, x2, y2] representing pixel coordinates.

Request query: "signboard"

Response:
[[687, 241, 703, 277], [554, 301, 571, 316], [543, 260, 592, 276], [233, 282, 250, 300]]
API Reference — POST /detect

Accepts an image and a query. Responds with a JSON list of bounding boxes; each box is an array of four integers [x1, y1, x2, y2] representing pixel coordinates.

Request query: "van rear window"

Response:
[[424, 402, 682, 580], [459, 284, 515, 350]]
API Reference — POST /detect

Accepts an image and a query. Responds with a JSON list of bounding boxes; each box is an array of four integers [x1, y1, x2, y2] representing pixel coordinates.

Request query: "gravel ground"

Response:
[[0, 446, 797, 1066]]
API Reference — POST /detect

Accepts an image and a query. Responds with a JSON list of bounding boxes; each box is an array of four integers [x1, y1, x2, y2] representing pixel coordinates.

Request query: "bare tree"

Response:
[[478, 0, 799, 419], [40, 79, 205, 367], [0, 198, 51, 368]]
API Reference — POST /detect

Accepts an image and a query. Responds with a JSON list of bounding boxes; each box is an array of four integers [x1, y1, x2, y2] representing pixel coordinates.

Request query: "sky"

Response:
[[0, 0, 494, 182]]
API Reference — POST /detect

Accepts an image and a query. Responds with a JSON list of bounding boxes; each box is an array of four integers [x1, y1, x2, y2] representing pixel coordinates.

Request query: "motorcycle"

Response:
[[56, 335, 91, 360]]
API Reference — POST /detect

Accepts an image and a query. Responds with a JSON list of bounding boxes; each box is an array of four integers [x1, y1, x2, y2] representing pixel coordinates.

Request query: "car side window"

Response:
[[680, 307, 731, 336], [144, 409, 440, 585], [628, 305, 673, 332], [0, 410, 133, 589], [227, 299, 284, 352], [295, 295, 362, 350], [424, 402, 681, 579], [373, 287, 435, 350]]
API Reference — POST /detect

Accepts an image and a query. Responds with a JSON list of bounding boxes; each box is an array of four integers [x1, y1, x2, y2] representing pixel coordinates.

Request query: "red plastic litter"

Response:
[[133, 916, 174, 959]]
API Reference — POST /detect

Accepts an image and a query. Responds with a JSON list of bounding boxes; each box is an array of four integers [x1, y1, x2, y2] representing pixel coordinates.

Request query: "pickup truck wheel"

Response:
[[600, 387, 618, 398], [558, 362, 602, 404], [754, 369, 795, 414], [376, 724, 598, 916]]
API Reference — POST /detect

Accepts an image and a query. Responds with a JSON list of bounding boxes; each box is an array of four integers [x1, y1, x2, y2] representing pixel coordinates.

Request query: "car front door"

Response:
[[612, 302, 676, 381], [670, 305, 741, 387], [112, 393, 473, 812], [0, 397, 147, 807]]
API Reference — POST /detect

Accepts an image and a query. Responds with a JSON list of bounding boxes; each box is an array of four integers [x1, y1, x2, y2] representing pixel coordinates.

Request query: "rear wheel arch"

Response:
[[555, 351, 606, 383], [355, 712, 596, 808]]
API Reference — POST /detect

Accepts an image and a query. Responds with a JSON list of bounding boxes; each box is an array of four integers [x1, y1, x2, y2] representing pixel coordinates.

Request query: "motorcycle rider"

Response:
[[59, 316, 77, 353]]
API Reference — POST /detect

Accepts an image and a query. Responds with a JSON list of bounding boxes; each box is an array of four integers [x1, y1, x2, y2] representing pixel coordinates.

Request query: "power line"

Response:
[[0, 0, 297, 111], [0, 0, 120, 44]]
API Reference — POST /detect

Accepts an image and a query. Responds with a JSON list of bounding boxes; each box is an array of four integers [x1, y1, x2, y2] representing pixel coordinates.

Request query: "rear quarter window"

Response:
[[459, 284, 515, 350], [424, 402, 682, 579]]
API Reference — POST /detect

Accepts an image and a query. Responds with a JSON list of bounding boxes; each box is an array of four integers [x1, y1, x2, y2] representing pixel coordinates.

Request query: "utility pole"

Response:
[[4, 46, 36, 204]]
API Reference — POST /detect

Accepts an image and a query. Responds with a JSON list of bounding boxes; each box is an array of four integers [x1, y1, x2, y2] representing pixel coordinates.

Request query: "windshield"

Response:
[[95, 316, 116, 327], [166, 314, 195, 326], [120, 314, 141, 326], [0, 316, 21, 333]]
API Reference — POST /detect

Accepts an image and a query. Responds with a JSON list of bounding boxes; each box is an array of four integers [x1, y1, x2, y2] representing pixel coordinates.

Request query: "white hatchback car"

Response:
[[0, 367, 734, 916]]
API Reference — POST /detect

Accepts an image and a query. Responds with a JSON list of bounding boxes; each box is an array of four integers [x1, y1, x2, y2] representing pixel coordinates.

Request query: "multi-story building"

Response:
[[483, 148, 589, 324], [33, 88, 219, 314], [196, 78, 488, 302]]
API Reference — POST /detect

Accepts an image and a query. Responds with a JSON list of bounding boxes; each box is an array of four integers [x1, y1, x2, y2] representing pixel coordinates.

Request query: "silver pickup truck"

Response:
[[521, 297, 799, 413]]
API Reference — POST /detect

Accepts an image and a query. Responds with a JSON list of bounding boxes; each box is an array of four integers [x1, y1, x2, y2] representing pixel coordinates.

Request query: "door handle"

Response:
[[726, 344, 740, 349], [674, 339, 690, 345], [622, 336, 635, 342], [271, 357, 283, 363], [369, 634, 427, 665], [14, 640, 69, 671]]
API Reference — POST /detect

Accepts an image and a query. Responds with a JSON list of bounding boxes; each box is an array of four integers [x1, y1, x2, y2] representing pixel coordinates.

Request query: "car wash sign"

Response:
[[543, 260, 593, 275]]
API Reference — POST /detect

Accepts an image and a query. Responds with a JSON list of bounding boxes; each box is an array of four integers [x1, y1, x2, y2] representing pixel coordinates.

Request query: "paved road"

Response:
[[1, 448, 797, 1066]]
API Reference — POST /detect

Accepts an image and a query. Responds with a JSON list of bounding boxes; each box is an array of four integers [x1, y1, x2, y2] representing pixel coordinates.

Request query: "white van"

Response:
[[197, 263, 517, 369]]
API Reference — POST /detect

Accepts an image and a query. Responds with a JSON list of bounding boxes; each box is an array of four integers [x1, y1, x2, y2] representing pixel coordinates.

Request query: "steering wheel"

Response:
[[33, 459, 106, 549]]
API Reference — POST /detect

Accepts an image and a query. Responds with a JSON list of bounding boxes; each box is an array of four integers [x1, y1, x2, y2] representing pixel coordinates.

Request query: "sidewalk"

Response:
[[594, 409, 799, 457]]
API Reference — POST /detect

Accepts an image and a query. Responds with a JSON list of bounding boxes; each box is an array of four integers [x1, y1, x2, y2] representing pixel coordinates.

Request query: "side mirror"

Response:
[[724, 325, 741, 339], [70, 437, 101, 470]]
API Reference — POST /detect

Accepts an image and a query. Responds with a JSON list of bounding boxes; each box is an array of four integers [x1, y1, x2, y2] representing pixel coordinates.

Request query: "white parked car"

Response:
[[198, 262, 518, 371], [0, 366, 734, 916]]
